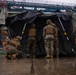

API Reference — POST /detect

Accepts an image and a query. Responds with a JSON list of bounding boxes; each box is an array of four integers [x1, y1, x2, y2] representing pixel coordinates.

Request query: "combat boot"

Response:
[[45, 55, 51, 59], [33, 55, 36, 58], [26, 54, 30, 58], [11, 54, 17, 59]]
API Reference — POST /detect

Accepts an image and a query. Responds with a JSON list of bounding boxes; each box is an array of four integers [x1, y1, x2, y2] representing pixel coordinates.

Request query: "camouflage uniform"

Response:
[[6, 36, 22, 59], [27, 24, 36, 57], [43, 19, 58, 58]]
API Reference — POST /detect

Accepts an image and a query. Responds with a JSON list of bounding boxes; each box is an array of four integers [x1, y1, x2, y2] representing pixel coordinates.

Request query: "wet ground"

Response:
[[0, 56, 76, 75]]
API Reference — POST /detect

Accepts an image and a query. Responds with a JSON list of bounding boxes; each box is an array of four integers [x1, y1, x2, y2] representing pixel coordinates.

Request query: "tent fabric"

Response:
[[72, 14, 76, 34], [6, 10, 76, 56]]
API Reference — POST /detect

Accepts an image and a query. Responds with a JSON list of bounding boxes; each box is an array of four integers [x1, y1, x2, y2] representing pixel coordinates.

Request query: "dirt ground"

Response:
[[0, 56, 76, 75]]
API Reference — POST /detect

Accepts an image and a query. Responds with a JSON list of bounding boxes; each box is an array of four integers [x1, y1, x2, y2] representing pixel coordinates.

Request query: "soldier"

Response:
[[43, 19, 58, 58], [1, 26, 8, 50], [27, 24, 37, 58], [6, 36, 22, 59]]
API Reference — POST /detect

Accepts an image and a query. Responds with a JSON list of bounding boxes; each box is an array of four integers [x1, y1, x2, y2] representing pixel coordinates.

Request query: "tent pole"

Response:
[[22, 23, 26, 35], [57, 16, 75, 52]]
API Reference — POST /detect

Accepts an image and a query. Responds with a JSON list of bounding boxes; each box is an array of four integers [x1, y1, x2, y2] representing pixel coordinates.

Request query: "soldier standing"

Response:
[[43, 19, 58, 58], [27, 24, 37, 57]]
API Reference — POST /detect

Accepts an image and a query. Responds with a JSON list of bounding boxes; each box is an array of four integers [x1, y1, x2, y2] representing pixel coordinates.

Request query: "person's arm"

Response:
[[43, 27, 46, 38], [7, 39, 15, 45], [55, 28, 58, 37], [7, 39, 17, 47], [53, 24, 58, 37], [6, 38, 10, 45]]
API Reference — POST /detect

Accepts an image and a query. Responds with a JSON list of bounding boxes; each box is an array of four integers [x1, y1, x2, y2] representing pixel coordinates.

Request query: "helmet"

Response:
[[31, 23, 35, 28], [16, 36, 22, 40], [46, 19, 53, 25]]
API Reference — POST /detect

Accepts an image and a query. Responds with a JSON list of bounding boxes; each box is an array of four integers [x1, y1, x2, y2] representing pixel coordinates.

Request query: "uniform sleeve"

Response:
[[54, 26, 58, 37], [43, 27, 46, 38], [55, 28, 58, 37]]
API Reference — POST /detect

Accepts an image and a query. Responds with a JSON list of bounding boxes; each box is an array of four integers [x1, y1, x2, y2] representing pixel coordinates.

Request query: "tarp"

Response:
[[6, 10, 76, 56], [0, 9, 8, 25]]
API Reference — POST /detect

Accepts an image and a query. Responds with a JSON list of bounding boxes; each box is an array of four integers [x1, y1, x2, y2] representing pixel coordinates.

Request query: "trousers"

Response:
[[44, 35, 54, 57]]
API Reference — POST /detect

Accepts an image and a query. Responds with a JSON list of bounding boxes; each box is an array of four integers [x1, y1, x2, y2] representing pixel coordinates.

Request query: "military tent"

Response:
[[5, 10, 76, 57]]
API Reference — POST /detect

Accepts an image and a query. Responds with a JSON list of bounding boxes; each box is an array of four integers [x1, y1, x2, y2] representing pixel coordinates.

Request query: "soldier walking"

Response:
[[27, 24, 37, 58], [43, 19, 58, 58]]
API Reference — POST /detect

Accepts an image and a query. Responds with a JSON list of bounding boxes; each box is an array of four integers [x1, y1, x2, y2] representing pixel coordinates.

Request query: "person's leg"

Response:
[[33, 38, 36, 58], [55, 37, 59, 58], [26, 38, 31, 57], [2, 42, 6, 50], [6, 52, 11, 59], [50, 40, 54, 58], [45, 39, 50, 58]]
